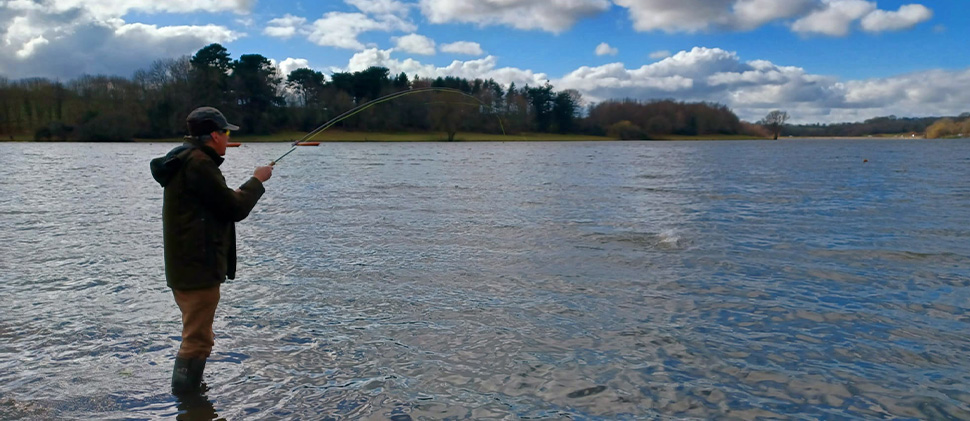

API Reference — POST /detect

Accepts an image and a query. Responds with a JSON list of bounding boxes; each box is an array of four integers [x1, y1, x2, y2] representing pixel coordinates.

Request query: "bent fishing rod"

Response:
[[271, 87, 505, 165]]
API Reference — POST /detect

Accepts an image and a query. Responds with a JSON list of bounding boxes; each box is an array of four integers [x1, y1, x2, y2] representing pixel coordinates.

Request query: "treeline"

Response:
[[1, 43, 756, 141], [785, 115, 950, 138], [585, 99, 764, 139]]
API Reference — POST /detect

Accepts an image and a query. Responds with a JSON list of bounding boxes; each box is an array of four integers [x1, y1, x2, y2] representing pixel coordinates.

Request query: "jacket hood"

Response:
[[151, 142, 226, 187], [150, 144, 194, 187]]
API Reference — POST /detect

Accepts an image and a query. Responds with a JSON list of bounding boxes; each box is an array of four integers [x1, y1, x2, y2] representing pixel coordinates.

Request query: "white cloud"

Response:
[[268, 7, 417, 49], [345, 0, 411, 16], [6, 0, 46, 12], [557, 62, 695, 98], [557, 47, 737, 104], [649, 50, 672, 60], [791, 0, 876, 36], [5, 15, 47, 50], [277, 57, 311, 77], [418, 0, 610, 33], [612, 0, 931, 35], [264, 14, 306, 39], [114, 22, 238, 42], [0, 3, 240, 80], [610, 0, 812, 32], [263, 26, 294, 38], [307, 12, 415, 50], [236, 16, 256, 28], [393, 33, 436, 55], [440, 41, 484, 56], [16, 36, 49, 58], [860, 4, 932, 32], [731, 0, 816, 30], [553, 46, 970, 124], [648, 47, 751, 78], [595, 42, 618, 56], [341, 48, 548, 88], [43, 0, 253, 20], [613, 0, 733, 32], [833, 69, 970, 122]]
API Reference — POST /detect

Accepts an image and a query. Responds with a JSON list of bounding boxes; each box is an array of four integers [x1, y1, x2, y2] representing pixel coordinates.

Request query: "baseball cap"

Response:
[[186, 106, 240, 135]]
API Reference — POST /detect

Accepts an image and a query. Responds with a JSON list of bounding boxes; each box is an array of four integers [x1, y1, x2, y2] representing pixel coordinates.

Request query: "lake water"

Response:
[[1, 139, 970, 419]]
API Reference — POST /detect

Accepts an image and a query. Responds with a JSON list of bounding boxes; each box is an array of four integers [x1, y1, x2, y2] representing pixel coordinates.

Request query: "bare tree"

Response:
[[760, 110, 789, 139], [427, 91, 470, 141]]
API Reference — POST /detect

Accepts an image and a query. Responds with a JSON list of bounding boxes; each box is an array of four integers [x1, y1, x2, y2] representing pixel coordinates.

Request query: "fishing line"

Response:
[[271, 87, 506, 165]]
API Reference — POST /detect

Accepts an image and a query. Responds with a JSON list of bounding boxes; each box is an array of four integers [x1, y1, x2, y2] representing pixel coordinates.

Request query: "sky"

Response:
[[1, 0, 967, 124]]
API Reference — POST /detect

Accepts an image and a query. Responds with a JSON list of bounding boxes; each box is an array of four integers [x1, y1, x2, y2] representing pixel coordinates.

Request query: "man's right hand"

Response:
[[253, 165, 273, 183]]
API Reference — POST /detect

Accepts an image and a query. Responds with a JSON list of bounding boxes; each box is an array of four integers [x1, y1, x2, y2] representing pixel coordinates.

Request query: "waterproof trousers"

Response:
[[172, 285, 221, 359]]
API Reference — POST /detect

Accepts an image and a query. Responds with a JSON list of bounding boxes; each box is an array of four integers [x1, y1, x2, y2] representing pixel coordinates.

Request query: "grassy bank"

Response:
[[3, 134, 35, 142], [654, 134, 768, 141]]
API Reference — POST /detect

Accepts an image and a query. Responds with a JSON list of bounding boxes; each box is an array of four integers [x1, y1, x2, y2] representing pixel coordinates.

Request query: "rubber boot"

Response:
[[171, 357, 207, 394]]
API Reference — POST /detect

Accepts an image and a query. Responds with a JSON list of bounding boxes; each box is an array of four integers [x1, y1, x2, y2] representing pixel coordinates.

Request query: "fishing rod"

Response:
[[271, 87, 506, 165]]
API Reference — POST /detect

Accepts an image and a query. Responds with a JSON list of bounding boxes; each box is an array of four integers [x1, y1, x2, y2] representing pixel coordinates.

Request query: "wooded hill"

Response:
[[785, 115, 970, 138], [1, 44, 759, 141]]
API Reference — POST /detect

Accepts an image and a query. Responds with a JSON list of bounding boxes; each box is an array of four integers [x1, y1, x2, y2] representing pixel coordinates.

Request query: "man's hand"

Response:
[[253, 165, 273, 183]]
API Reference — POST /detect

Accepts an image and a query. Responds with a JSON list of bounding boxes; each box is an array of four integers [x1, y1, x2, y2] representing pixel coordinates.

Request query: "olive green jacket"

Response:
[[150, 143, 264, 290]]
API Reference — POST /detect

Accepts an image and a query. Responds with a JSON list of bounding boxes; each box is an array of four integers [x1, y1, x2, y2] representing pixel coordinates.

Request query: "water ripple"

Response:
[[2, 140, 970, 419]]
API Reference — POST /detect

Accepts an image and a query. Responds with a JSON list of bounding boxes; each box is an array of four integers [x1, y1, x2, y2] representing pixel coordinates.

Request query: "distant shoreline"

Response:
[[2, 130, 944, 143], [3, 130, 750, 142]]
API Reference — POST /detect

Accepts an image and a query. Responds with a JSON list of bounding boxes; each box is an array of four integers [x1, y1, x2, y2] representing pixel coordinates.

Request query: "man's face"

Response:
[[210, 129, 229, 156]]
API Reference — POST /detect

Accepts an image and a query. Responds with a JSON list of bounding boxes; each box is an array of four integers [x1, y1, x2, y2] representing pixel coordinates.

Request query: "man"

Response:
[[150, 106, 273, 394]]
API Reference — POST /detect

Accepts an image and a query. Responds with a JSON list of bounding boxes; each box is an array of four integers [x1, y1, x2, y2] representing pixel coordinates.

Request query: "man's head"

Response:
[[186, 107, 239, 156]]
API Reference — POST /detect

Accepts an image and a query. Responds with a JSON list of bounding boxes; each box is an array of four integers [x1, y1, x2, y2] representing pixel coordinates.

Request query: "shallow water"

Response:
[[2, 139, 970, 419]]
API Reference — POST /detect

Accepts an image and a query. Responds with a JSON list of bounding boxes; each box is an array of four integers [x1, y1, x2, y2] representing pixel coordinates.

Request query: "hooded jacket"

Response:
[[150, 143, 264, 290]]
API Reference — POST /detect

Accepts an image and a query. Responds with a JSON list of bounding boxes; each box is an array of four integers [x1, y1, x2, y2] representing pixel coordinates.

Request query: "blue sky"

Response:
[[1, 0, 966, 124]]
